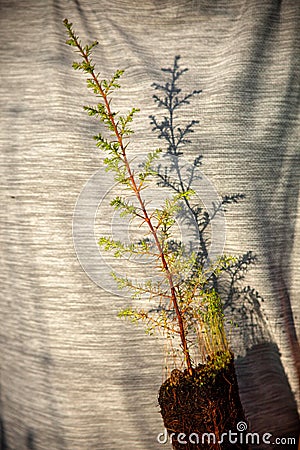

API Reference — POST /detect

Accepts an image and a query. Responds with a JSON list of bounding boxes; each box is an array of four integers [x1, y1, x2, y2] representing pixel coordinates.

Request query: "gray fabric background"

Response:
[[0, 0, 299, 449]]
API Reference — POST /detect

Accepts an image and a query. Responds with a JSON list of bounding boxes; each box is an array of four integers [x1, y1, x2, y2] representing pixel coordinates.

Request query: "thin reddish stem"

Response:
[[71, 30, 193, 374]]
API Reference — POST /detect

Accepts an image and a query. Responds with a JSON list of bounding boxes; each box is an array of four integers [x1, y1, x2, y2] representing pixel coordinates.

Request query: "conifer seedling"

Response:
[[64, 19, 253, 448]]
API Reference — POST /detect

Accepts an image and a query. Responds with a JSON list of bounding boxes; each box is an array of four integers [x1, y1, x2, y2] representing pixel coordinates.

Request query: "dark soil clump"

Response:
[[158, 352, 249, 449]]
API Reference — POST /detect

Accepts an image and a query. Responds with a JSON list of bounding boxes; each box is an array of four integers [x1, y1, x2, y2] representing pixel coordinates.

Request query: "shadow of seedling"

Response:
[[26, 430, 36, 450], [148, 56, 268, 358]]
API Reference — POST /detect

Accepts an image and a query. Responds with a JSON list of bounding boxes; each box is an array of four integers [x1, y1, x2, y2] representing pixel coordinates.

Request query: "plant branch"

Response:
[[64, 19, 193, 374]]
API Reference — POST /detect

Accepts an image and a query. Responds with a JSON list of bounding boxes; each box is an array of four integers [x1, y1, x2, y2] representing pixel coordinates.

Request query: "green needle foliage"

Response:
[[64, 19, 255, 374]]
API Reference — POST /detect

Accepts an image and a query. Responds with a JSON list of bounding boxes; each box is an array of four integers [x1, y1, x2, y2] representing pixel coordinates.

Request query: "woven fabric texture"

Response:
[[0, 1, 299, 449]]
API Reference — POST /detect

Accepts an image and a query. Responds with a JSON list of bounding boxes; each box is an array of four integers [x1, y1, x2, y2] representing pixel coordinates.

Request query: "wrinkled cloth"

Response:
[[0, 1, 299, 449]]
